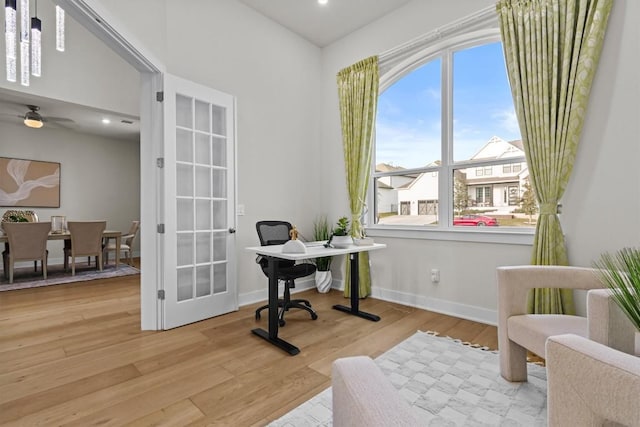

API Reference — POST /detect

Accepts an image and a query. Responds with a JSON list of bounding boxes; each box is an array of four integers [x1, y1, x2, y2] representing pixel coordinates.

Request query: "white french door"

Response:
[[162, 74, 238, 329]]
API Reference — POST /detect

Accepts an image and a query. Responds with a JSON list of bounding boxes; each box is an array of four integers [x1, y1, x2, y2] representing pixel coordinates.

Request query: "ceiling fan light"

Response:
[[24, 110, 43, 128]]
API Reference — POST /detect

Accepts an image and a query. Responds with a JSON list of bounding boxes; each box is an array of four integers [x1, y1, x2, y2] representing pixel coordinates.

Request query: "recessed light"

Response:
[[318, 0, 328, 5], [102, 118, 111, 124]]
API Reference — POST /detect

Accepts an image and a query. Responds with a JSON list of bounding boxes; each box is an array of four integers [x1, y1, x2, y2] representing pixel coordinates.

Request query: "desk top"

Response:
[[246, 241, 386, 260]]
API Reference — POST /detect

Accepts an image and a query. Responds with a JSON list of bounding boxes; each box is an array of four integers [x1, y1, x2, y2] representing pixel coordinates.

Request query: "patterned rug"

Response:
[[0, 263, 140, 291], [269, 331, 547, 426]]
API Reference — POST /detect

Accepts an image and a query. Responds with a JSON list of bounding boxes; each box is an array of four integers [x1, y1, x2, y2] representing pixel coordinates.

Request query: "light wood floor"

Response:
[[0, 261, 497, 426]]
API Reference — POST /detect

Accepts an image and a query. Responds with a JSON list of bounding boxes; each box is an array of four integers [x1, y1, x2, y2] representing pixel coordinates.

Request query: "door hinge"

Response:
[[156, 91, 164, 102], [156, 157, 164, 168], [157, 289, 165, 300], [157, 224, 165, 234]]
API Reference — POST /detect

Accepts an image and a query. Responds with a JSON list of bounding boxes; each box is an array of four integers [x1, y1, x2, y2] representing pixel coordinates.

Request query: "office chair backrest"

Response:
[[256, 221, 292, 246]]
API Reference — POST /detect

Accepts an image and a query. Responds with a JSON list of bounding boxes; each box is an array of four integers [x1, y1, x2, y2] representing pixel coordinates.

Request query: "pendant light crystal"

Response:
[[5, 0, 17, 82], [19, 0, 28, 85], [30, 16, 40, 76], [55, 5, 64, 52]]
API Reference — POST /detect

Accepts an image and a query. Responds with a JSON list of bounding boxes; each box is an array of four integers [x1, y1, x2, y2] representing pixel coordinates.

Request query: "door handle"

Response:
[[228, 228, 236, 234]]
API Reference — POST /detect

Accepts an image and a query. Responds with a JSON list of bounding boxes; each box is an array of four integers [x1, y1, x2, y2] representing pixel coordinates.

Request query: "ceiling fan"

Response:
[[24, 105, 45, 128], [1, 103, 75, 129]]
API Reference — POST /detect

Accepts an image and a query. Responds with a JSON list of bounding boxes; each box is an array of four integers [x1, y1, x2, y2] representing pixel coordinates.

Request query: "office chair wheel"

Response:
[[311, 313, 318, 320], [255, 312, 260, 320], [279, 319, 286, 327]]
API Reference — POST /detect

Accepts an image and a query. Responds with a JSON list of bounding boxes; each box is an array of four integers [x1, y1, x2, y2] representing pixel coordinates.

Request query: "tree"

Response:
[[453, 174, 470, 215], [521, 178, 537, 224]]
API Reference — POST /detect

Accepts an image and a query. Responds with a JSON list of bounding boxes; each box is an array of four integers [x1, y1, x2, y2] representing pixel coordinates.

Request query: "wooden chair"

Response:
[[103, 220, 139, 266], [66, 221, 106, 276], [3, 222, 51, 284]]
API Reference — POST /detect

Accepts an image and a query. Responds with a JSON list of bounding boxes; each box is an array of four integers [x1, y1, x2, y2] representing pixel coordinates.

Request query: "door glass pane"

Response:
[[212, 105, 226, 135], [213, 263, 227, 294], [196, 232, 211, 264], [195, 100, 210, 133], [212, 136, 226, 167], [176, 129, 193, 162], [196, 200, 211, 230], [195, 133, 210, 164], [176, 164, 193, 197], [196, 265, 212, 297], [195, 166, 211, 198], [177, 267, 193, 301], [212, 169, 226, 198], [213, 231, 226, 261], [176, 95, 193, 128], [177, 199, 194, 231], [177, 234, 193, 266], [212, 200, 227, 229]]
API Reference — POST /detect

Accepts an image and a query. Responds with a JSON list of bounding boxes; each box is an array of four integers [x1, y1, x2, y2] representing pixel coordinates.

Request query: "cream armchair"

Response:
[[497, 266, 606, 382], [546, 334, 640, 427]]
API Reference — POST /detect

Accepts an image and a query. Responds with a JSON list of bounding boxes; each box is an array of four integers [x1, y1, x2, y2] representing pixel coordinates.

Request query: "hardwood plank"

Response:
[[0, 267, 498, 426]]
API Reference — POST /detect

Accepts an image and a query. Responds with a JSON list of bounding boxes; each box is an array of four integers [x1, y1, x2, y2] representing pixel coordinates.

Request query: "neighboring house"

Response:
[[375, 163, 416, 215], [394, 136, 528, 215]]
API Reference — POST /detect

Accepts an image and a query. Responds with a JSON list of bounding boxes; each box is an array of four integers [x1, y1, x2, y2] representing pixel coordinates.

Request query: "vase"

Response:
[[331, 235, 353, 248], [315, 270, 332, 293]]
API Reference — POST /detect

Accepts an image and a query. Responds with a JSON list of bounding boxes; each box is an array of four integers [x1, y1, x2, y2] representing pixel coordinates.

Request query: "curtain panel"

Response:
[[337, 56, 379, 298], [497, 0, 613, 313]]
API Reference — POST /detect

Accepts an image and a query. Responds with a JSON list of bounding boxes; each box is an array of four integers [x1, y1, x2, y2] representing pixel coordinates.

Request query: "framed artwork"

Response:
[[0, 157, 61, 208]]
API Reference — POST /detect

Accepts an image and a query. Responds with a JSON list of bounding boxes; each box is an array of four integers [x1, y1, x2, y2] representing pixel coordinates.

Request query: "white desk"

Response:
[[246, 242, 386, 355]]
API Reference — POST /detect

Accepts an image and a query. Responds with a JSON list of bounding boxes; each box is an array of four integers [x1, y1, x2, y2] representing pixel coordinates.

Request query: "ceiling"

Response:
[[0, 87, 140, 142], [237, 0, 413, 47], [0, 0, 412, 141]]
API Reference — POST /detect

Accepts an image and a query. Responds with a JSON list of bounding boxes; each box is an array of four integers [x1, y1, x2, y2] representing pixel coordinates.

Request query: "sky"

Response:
[[376, 41, 521, 169]]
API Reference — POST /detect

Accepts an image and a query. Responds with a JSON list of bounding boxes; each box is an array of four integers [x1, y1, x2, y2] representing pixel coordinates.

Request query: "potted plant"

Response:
[[594, 247, 640, 352], [312, 216, 333, 293], [331, 216, 353, 248]]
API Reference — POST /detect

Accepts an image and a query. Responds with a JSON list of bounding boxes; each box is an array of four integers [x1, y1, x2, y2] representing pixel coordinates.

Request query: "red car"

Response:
[[453, 214, 498, 227]]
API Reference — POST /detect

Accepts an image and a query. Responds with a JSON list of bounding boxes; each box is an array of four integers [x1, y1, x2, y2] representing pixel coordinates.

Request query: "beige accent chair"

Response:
[[3, 222, 51, 284], [66, 221, 106, 276], [332, 356, 421, 427], [546, 334, 640, 427], [103, 220, 139, 266], [497, 265, 637, 382]]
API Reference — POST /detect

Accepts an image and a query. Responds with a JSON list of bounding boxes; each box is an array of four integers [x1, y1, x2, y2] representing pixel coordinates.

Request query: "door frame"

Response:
[[57, 0, 165, 329]]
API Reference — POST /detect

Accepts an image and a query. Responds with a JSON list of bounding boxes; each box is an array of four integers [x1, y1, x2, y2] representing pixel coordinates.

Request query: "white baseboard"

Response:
[[322, 279, 496, 326]]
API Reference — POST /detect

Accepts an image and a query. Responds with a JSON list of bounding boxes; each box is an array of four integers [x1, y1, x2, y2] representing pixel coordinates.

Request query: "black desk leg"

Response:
[[332, 252, 381, 322], [251, 256, 300, 355]]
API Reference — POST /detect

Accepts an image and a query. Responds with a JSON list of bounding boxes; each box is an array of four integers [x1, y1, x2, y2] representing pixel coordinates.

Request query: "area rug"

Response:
[[269, 331, 547, 426], [0, 263, 140, 291]]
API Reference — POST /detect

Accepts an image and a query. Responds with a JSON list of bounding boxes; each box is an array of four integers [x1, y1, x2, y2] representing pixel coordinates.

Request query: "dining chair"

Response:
[[3, 222, 51, 284], [66, 221, 107, 276], [103, 220, 140, 266]]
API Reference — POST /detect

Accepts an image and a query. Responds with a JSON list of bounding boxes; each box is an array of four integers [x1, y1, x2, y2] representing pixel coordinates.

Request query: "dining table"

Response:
[[0, 230, 122, 271]]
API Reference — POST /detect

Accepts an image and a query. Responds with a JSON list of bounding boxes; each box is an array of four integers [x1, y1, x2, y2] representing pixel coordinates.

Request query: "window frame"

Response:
[[367, 28, 534, 245]]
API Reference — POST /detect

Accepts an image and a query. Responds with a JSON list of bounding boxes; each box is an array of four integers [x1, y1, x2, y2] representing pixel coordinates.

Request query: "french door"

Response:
[[162, 74, 238, 329]]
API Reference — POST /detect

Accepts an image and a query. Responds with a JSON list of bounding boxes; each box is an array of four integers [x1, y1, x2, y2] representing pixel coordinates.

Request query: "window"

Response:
[[373, 34, 533, 230]]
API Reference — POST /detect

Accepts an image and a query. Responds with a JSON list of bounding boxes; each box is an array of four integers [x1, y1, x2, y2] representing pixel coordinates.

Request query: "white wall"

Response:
[[320, 0, 640, 324], [1, 121, 140, 260]]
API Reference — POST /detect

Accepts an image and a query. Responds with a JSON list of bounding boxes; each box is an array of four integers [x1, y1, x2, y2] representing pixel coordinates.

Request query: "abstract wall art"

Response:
[[0, 157, 61, 207]]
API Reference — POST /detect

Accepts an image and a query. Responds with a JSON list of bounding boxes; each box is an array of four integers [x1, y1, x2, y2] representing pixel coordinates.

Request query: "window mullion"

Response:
[[440, 50, 454, 228]]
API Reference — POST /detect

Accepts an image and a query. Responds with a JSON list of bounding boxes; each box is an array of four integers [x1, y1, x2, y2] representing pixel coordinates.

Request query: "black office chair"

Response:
[[255, 220, 318, 326]]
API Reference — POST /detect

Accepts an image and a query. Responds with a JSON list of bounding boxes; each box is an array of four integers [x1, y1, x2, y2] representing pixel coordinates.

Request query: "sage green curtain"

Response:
[[337, 56, 379, 298], [497, 0, 613, 313]]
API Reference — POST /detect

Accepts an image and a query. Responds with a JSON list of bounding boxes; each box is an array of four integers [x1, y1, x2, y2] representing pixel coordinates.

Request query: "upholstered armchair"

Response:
[[546, 334, 640, 426], [497, 266, 607, 382]]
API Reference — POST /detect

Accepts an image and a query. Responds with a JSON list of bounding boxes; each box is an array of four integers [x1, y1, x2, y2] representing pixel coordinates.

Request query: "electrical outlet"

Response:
[[431, 269, 440, 283]]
